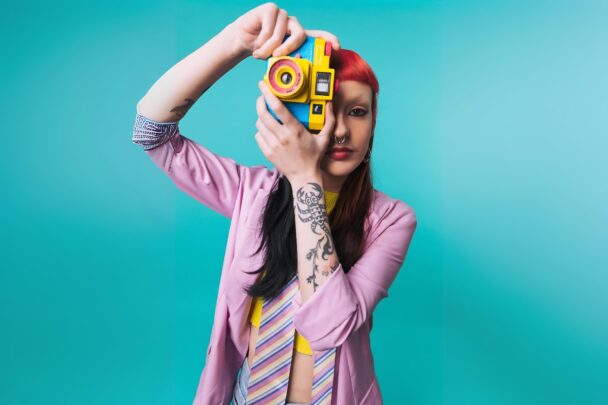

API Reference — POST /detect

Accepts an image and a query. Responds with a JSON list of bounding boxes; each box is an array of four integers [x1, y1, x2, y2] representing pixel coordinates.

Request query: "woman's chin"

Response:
[[320, 159, 355, 177]]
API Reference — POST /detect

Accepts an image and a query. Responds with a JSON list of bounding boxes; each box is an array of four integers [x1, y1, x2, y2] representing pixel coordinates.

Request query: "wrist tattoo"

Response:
[[294, 182, 337, 291]]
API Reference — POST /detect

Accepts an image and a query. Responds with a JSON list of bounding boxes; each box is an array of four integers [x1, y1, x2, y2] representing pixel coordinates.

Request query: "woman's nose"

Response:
[[333, 113, 349, 139]]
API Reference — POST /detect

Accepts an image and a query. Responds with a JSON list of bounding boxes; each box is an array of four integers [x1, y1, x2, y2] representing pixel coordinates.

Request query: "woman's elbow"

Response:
[[294, 301, 368, 351]]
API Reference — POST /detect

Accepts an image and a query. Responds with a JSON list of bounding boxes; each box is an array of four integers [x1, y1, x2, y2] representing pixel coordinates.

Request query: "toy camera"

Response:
[[262, 35, 335, 133]]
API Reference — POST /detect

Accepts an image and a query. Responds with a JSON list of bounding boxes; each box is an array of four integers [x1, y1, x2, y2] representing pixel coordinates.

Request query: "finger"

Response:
[[254, 131, 272, 158], [258, 80, 303, 132], [255, 97, 281, 146], [254, 8, 288, 59], [256, 95, 291, 148], [255, 116, 279, 147], [256, 94, 283, 136], [304, 29, 341, 50], [272, 16, 307, 57], [317, 101, 336, 139], [256, 117, 281, 152], [253, 5, 279, 53]]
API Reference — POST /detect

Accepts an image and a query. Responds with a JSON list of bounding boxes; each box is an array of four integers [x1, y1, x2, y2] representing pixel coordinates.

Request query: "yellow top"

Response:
[[249, 189, 340, 355]]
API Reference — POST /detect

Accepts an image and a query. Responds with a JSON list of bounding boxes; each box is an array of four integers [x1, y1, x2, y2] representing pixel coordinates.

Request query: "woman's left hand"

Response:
[[254, 80, 335, 182]]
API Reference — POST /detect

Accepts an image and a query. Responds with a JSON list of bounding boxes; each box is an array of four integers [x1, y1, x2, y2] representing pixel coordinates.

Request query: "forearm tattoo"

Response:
[[294, 182, 339, 291]]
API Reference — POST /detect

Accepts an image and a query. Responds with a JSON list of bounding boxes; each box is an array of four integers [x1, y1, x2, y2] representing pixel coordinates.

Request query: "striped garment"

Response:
[[245, 275, 337, 405]]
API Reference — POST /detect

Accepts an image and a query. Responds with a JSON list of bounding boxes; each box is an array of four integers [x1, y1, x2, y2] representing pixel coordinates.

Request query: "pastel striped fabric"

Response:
[[245, 275, 337, 405]]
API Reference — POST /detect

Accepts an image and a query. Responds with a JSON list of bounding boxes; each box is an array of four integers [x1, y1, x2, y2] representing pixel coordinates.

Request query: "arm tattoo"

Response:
[[170, 97, 195, 120], [294, 182, 338, 291], [169, 84, 210, 119]]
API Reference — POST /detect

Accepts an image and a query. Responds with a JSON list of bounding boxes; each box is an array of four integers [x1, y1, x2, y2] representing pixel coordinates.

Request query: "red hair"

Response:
[[328, 48, 380, 271], [330, 48, 380, 131]]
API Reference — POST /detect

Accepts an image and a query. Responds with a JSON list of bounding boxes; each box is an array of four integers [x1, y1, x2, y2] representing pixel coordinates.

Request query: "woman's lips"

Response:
[[326, 150, 352, 160]]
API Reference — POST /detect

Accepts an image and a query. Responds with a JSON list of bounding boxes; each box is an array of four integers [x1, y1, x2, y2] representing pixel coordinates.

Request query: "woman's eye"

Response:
[[349, 108, 367, 117]]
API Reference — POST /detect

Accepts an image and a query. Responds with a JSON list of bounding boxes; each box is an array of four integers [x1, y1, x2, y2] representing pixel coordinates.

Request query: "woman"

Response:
[[132, 3, 417, 404]]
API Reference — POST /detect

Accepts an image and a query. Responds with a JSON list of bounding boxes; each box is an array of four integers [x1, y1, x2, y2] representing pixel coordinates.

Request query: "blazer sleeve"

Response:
[[132, 111, 270, 219], [292, 200, 417, 351]]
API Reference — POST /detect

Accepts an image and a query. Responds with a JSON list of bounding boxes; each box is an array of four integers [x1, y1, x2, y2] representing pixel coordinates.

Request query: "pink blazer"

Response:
[[142, 130, 417, 404]]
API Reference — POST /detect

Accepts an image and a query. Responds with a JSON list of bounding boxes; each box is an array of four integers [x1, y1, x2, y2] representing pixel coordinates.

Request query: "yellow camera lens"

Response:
[[268, 58, 304, 98], [275, 65, 297, 89]]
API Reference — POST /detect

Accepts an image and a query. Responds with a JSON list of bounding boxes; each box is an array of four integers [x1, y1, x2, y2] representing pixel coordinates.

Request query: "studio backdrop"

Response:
[[1, 0, 606, 404]]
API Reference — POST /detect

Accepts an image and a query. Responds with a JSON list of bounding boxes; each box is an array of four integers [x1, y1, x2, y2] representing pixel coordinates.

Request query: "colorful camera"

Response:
[[262, 36, 335, 133]]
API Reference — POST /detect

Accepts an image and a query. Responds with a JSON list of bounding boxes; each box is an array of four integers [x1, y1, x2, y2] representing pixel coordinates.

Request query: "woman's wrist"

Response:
[[222, 21, 252, 61], [289, 170, 324, 193]]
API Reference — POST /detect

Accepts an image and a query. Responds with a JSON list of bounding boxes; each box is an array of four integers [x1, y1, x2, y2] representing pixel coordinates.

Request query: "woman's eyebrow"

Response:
[[344, 97, 370, 105]]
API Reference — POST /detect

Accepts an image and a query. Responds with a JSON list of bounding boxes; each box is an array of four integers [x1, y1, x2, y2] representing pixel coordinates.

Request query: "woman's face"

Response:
[[319, 80, 374, 192]]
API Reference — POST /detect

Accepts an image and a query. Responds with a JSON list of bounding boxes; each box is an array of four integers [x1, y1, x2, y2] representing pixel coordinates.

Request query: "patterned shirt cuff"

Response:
[[132, 112, 179, 150]]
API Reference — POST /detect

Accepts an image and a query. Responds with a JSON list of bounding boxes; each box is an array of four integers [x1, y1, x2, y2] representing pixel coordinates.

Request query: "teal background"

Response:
[[1, 0, 606, 403]]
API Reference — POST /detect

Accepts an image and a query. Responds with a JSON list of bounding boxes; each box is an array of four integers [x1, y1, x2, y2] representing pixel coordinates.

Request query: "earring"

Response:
[[363, 147, 372, 163]]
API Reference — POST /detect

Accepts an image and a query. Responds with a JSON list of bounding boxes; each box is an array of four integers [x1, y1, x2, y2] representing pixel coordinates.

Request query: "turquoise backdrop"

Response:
[[1, 0, 606, 403]]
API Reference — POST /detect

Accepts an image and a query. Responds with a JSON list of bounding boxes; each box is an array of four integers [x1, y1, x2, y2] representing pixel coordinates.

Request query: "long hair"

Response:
[[244, 49, 380, 301]]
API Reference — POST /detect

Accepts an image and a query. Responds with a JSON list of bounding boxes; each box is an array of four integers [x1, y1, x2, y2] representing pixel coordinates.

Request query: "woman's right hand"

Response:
[[230, 2, 340, 60]]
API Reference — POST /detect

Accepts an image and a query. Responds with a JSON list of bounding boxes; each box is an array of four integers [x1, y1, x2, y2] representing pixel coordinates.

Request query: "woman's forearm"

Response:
[[136, 21, 249, 122], [291, 174, 340, 303]]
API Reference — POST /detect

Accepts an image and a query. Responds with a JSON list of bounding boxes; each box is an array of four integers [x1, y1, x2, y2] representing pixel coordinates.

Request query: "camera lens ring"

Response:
[[268, 58, 304, 96]]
